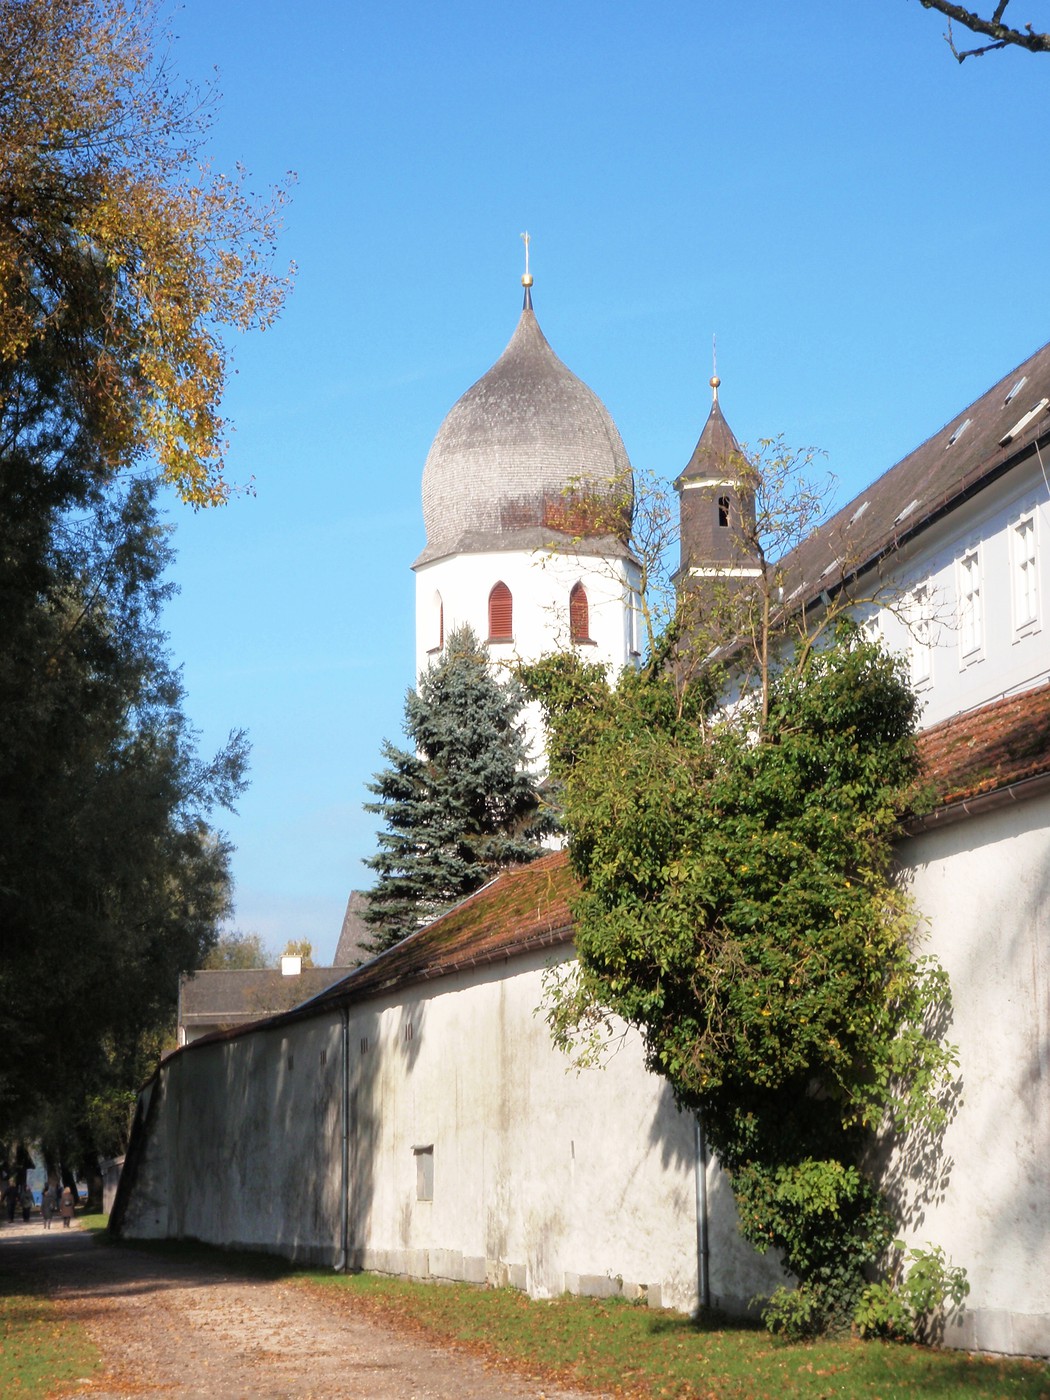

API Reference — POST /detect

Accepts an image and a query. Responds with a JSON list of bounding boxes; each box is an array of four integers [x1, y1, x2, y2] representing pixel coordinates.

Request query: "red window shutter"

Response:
[[570, 582, 590, 642], [488, 582, 513, 641]]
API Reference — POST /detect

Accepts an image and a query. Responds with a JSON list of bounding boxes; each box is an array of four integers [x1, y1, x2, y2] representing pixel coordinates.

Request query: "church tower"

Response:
[[674, 374, 759, 609], [413, 251, 639, 757]]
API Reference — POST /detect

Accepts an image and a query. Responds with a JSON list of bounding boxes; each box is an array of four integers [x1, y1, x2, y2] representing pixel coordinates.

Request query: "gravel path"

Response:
[[1, 1219, 607, 1399]]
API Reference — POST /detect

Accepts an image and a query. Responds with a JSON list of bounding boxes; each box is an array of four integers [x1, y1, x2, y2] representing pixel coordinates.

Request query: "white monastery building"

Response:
[[115, 265, 1050, 1359]]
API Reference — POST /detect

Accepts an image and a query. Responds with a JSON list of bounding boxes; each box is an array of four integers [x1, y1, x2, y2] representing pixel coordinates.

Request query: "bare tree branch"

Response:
[[918, 0, 1050, 61]]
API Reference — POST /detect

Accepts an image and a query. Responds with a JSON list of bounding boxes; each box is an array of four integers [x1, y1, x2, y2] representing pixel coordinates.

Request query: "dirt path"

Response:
[[1, 1219, 607, 1399]]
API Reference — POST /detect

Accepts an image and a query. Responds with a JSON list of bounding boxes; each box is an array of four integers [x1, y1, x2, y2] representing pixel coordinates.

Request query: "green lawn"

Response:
[[302, 1271, 1050, 1400], [0, 1267, 98, 1398]]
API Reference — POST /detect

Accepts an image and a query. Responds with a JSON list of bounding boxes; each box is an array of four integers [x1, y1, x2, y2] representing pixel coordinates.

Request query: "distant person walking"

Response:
[[40, 1184, 55, 1229], [59, 1185, 75, 1227], [20, 1184, 33, 1222]]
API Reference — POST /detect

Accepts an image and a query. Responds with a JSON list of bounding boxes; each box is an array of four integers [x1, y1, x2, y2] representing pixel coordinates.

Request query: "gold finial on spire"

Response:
[[710, 333, 720, 402], [520, 231, 533, 288]]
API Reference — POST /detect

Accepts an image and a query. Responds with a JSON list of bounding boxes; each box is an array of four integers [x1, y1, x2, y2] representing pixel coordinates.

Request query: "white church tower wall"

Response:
[[412, 252, 638, 758]]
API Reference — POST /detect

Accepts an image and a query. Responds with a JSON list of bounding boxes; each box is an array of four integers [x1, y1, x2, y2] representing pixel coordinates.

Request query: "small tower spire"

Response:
[[711, 334, 720, 403], [520, 230, 534, 310]]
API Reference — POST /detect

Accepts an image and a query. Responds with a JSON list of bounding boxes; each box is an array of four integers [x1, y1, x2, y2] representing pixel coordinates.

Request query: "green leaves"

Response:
[[363, 627, 554, 953], [525, 626, 959, 1336]]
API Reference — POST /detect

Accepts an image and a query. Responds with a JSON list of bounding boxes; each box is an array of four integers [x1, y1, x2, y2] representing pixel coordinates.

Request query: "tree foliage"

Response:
[[916, 0, 1050, 60], [524, 627, 958, 1335], [363, 627, 553, 953], [0, 0, 293, 505], [0, 468, 247, 1171], [203, 931, 271, 971]]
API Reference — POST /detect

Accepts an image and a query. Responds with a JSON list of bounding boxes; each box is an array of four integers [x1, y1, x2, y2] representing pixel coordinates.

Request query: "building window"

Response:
[[909, 582, 933, 688], [428, 591, 444, 654], [717, 494, 731, 528], [488, 582, 513, 642], [1012, 513, 1039, 631], [957, 548, 982, 660], [414, 1145, 434, 1202], [628, 588, 642, 658], [569, 582, 591, 643]]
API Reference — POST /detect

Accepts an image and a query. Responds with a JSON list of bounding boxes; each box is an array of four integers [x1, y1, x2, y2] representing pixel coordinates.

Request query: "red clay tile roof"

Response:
[[915, 682, 1050, 812], [304, 850, 578, 1014]]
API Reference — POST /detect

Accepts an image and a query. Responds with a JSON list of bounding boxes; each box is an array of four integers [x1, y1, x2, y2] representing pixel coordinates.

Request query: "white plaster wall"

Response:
[[864, 458, 1050, 728], [893, 795, 1050, 1355], [121, 1017, 345, 1265], [415, 548, 640, 768], [121, 947, 785, 1315], [342, 947, 780, 1314]]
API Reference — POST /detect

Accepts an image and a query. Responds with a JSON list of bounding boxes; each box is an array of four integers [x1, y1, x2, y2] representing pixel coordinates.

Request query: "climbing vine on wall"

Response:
[[522, 626, 961, 1336]]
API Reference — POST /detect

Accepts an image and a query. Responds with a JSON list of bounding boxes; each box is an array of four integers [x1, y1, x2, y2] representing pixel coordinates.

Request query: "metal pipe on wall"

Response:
[[336, 1006, 350, 1271], [694, 1112, 710, 1312]]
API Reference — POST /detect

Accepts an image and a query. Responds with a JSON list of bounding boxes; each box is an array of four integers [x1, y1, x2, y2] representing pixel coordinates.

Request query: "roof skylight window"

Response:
[[946, 418, 972, 448], [848, 500, 869, 526], [894, 499, 919, 526], [1004, 376, 1028, 406], [999, 398, 1050, 447]]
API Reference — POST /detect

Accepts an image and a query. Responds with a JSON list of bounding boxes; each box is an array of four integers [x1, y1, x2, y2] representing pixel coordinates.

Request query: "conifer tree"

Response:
[[363, 627, 551, 953]]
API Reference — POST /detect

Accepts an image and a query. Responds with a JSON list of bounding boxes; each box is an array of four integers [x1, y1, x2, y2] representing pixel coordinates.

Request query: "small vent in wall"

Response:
[[360, 1037, 369, 1055], [287, 1054, 294, 1073], [319, 1048, 328, 1067], [404, 1022, 414, 1043]]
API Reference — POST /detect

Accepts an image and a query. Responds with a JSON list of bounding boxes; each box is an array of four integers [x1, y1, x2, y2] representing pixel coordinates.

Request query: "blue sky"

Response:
[[158, 1, 1049, 962]]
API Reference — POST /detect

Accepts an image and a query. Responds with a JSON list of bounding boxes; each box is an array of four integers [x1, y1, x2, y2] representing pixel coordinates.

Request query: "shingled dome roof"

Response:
[[415, 291, 634, 566]]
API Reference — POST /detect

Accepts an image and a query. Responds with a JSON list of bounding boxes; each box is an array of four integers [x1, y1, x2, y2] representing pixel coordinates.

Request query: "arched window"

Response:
[[717, 494, 731, 528], [569, 582, 591, 643], [432, 591, 444, 652], [488, 582, 513, 642]]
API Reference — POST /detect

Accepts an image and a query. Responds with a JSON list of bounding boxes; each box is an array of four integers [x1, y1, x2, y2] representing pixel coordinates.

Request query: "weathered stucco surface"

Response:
[[119, 799, 1050, 1353], [895, 793, 1050, 1355], [120, 947, 783, 1314]]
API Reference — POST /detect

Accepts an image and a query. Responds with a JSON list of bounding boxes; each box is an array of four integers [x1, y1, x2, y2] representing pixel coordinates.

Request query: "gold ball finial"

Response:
[[522, 272, 534, 288], [710, 375, 721, 390]]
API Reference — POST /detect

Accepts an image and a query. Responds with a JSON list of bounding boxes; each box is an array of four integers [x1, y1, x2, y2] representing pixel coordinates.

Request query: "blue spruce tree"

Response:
[[362, 627, 552, 952]]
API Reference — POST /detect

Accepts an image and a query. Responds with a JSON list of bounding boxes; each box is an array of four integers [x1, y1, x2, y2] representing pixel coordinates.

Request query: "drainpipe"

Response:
[[336, 1006, 349, 1272], [694, 1113, 710, 1312]]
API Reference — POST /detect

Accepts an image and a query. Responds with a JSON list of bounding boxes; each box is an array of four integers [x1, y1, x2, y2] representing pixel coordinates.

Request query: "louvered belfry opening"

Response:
[[717, 494, 731, 528], [488, 581, 513, 641], [569, 582, 590, 643]]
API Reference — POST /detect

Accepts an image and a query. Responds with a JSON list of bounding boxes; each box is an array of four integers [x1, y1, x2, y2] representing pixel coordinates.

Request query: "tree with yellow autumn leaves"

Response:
[[0, 0, 292, 1194], [0, 0, 293, 505]]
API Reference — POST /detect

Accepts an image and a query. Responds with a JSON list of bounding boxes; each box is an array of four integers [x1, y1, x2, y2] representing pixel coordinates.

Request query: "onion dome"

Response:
[[415, 284, 634, 567]]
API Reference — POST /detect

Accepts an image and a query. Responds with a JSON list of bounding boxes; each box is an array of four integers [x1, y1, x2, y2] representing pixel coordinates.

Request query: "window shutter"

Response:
[[570, 582, 590, 642], [488, 582, 513, 641]]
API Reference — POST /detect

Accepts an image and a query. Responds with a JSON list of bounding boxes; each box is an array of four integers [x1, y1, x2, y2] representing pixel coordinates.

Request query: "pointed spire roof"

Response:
[[675, 376, 743, 489]]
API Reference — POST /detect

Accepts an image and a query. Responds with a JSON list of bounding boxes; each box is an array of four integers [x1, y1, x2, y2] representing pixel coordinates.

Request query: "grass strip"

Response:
[[0, 1265, 99, 1398], [300, 1271, 1050, 1400]]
